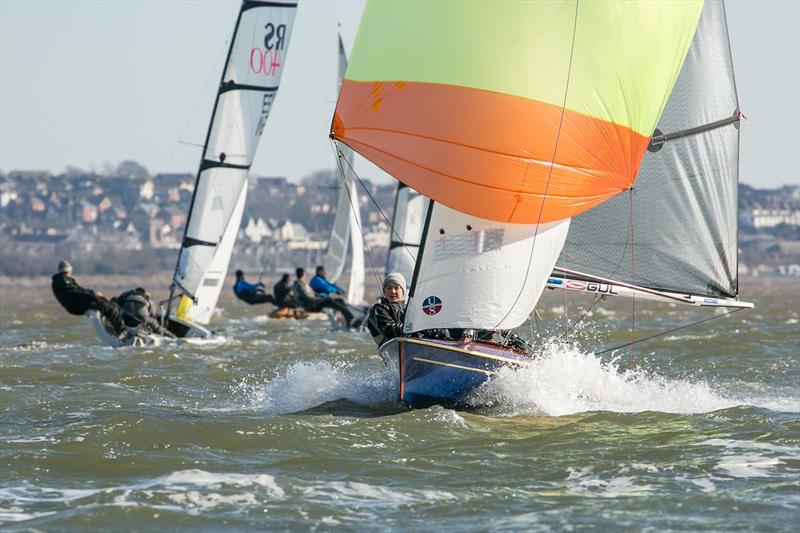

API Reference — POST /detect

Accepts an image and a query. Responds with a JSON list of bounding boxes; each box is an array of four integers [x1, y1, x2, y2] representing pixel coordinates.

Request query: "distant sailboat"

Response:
[[385, 182, 428, 285], [164, 0, 296, 340], [331, 0, 752, 408], [325, 32, 365, 307], [91, 0, 297, 345]]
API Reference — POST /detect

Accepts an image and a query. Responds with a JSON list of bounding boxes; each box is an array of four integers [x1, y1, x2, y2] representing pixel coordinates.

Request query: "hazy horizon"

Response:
[[1, 0, 798, 188]]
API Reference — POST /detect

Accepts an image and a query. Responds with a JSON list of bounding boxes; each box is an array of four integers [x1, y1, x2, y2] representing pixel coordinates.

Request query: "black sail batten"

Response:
[[219, 82, 279, 95], [182, 237, 217, 248], [199, 159, 252, 172], [648, 112, 740, 152], [389, 241, 420, 250], [242, 0, 297, 10]]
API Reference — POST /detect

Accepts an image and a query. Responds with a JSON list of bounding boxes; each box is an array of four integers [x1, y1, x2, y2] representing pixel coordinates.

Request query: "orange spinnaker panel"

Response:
[[333, 80, 650, 224]]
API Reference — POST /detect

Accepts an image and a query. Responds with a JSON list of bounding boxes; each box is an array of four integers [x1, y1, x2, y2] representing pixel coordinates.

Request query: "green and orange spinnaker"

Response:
[[332, 0, 703, 224]]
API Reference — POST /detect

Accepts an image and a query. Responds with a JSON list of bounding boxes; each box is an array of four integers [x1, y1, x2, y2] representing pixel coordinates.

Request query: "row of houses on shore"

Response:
[[1, 169, 798, 276]]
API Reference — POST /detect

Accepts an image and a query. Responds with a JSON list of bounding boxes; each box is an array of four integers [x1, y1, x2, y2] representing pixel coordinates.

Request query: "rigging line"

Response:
[[330, 140, 419, 267], [164, 39, 231, 174], [559, 294, 603, 341], [330, 141, 383, 292], [491, 0, 580, 331], [595, 308, 744, 356]]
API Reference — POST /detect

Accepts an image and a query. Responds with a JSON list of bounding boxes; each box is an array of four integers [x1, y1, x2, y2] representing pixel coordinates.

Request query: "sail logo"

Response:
[[422, 296, 443, 315], [249, 22, 288, 77]]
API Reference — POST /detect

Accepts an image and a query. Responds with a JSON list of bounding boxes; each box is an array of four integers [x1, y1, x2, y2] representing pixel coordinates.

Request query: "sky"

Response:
[[1, 0, 798, 188]]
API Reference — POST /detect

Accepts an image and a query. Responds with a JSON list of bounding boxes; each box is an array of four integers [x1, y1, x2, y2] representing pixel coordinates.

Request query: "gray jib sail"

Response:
[[556, 0, 739, 298]]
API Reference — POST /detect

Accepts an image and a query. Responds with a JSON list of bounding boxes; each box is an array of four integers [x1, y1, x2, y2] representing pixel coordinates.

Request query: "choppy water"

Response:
[[1, 276, 798, 531]]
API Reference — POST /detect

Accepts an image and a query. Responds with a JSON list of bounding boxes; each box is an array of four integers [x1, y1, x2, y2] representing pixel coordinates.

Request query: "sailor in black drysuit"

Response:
[[50, 260, 126, 337], [113, 287, 172, 337], [293, 267, 358, 326], [367, 272, 407, 346], [273, 273, 297, 308], [233, 270, 276, 305]]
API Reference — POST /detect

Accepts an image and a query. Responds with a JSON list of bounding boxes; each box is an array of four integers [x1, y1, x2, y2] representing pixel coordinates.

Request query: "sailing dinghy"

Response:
[[331, 0, 751, 408], [91, 0, 297, 346]]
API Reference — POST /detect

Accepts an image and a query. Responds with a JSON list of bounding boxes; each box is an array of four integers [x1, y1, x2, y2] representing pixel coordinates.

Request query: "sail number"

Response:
[[249, 23, 288, 77]]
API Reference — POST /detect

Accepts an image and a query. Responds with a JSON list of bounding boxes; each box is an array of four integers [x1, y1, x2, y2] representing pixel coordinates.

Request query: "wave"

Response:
[[469, 342, 798, 416], [234, 360, 395, 415]]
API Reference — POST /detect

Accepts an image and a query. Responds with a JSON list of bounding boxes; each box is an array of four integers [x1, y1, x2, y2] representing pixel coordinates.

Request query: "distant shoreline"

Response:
[[2, 272, 796, 297]]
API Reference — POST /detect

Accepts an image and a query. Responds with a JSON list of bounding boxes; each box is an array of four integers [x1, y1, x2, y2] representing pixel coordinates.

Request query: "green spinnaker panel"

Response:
[[347, 0, 703, 135]]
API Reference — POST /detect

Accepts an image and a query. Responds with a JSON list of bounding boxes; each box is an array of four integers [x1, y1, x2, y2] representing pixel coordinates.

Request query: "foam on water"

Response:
[[470, 342, 768, 416], [236, 360, 395, 415]]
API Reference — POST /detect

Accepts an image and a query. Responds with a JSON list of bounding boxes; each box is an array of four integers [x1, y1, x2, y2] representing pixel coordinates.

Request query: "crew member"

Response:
[[233, 270, 275, 305], [310, 266, 345, 298], [113, 287, 172, 337], [50, 260, 127, 338], [293, 267, 358, 326], [273, 273, 296, 308], [366, 272, 407, 346]]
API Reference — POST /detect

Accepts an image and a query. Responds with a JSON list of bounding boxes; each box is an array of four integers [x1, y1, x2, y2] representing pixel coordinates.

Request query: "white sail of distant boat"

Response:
[[169, 0, 297, 332], [385, 182, 428, 285], [547, 0, 752, 310], [325, 32, 364, 306]]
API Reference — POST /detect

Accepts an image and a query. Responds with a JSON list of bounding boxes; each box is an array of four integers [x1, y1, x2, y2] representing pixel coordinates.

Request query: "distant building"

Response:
[[751, 209, 800, 228]]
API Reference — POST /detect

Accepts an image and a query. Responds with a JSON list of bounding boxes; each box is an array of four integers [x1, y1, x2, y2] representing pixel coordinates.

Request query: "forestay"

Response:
[[172, 0, 297, 324], [386, 183, 428, 284], [556, 1, 742, 301]]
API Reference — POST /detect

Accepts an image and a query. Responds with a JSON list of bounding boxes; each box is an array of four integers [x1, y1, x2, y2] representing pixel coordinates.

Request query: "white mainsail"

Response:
[[552, 1, 750, 309], [403, 202, 570, 333], [326, 33, 365, 306], [386, 182, 428, 284], [171, 0, 297, 325]]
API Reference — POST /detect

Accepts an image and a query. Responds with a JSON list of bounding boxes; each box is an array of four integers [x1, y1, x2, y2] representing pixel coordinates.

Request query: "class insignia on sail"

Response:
[[332, 0, 751, 408]]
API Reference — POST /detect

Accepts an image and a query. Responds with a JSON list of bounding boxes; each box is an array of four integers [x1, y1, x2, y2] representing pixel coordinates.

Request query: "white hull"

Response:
[[87, 311, 224, 348]]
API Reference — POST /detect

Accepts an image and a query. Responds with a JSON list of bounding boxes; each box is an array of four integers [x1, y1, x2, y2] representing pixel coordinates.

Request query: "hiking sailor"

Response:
[[310, 265, 345, 298], [233, 269, 276, 305], [113, 287, 173, 337], [367, 272, 407, 347], [50, 260, 127, 339], [273, 273, 296, 308], [293, 267, 358, 326]]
